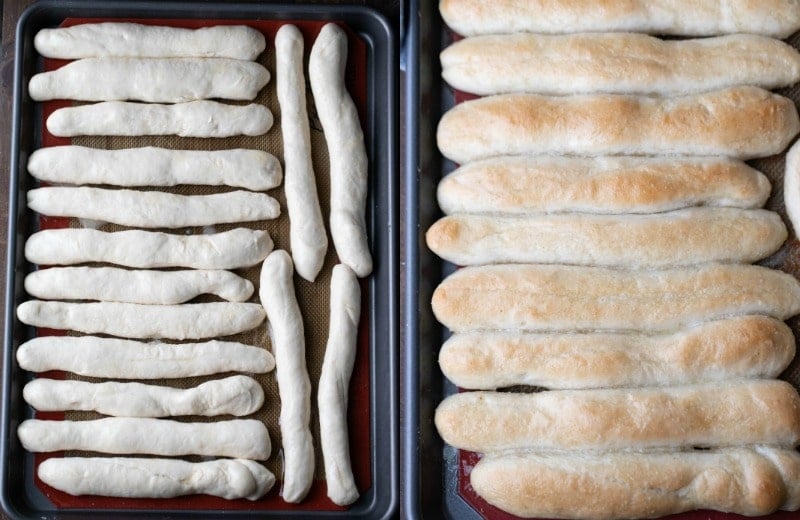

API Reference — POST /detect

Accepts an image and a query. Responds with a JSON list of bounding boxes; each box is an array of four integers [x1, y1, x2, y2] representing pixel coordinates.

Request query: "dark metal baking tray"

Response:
[[2, 1, 398, 519]]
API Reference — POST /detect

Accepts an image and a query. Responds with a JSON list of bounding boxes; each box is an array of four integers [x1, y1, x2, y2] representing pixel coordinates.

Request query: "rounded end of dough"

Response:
[[236, 460, 276, 500], [244, 105, 274, 136], [275, 24, 303, 50], [46, 108, 74, 137], [28, 73, 51, 102]]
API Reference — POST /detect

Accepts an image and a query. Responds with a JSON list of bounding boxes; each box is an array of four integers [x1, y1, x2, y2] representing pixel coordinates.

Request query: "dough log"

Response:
[[16, 300, 265, 339], [25, 228, 273, 269], [47, 100, 273, 138], [39, 457, 275, 501], [437, 87, 800, 163], [432, 263, 800, 333], [18, 417, 271, 459], [435, 380, 800, 452], [16, 336, 274, 378], [23, 375, 264, 417], [259, 250, 314, 503], [437, 155, 771, 215]]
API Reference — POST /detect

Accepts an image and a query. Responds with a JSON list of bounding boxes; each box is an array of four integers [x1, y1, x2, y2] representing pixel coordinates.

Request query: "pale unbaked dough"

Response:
[[34, 23, 266, 60], [276, 24, 327, 282], [25, 228, 273, 269], [318, 265, 360, 505], [25, 267, 254, 304], [310, 23, 372, 277], [18, 417, 271, 459], [259, 250, 314, 503], [28, 146, 282, 191], [28, 187, 280, 228], [16, 300, 266, 340], [47, 100, 273, 138], [16, 336, 274, 378], [39, 457, 275, 500], [29, 57, 270, 102], [23, 375, 264, 417]]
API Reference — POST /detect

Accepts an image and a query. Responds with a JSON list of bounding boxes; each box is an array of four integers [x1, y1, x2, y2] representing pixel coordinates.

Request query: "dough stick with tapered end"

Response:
[[39, 457, 275, 501], [27, 146, 282, 191], [785, 140, 800, 237], [25, 228, 273, 269], [29, 57, 270, 102], [319, 265, 360, 505], [47, 100, 273, 138], [34, 23, 266, 60], [432, 263, 800, 333], [426, 208, 787, 268], [28, 187, 280, 228], [16, 336, 274, 379], [437, 155, 771, 215], [25, 267, 254, 304], [310, 23, 372, 277], [16, 301, 265, 340], [23, 375, 264, 417], [276, 25, 327, 282], [437, 87, 800, 163], [439, 0, 800, 38], [18, 418, 271, 459], [259, 250, 314, 502]]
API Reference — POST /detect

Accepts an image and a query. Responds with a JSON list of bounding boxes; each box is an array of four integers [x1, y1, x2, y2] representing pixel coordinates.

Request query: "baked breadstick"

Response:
[[442, 34, 800, 96], [437, 156, 771, 215], [29, 57, 269, 102], [437, 87, 800, 163], [259, 250, 314, 503], [319, 265, 360, 505], [18, 418, 271, 459], [440, 316, 795, 390], [25, 228, 273, 269], [432, 264, 800, 333], [16, 336, 274, 378], [276, 24, 327, 282], [435, 380, 800, 452], [25, 267, 253, 304], [23, 375, 264, 417], [16, 301, 265, 340], [47, 100, 273, 138], [310, 23, 372, 278], [39, 457, 275, 501], [28, 146, 282, 191], [34, 23, 266, 60], [470, 447, 800, 520], [426, 209, 786, 268], [28, 187, 280, 228], [439, 0, 800, 38]]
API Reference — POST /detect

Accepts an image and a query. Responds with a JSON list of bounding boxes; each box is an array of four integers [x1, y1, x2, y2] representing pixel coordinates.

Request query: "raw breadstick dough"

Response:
[[28, 187, 280, 228], [432, 263, 800, 333], [25, 228, 273, 269], [470, 447, 800, 519], [39, 457, 275, 501], [25, 267, 254, 304], [24, 375, 264, 417], [18, 417, 271, 459], [437, 155, 771, 215], [29, 57, 270, 102], [34, 23, 266, 60], [47, 100, 273, 138], [318, 265, 360, 505], [276, 24, 328, 282], [439, 0, 800, 38], [435, 380, 800, 452], [442, 33, 800, 96], [16, 336, 274, 378], [310, 23, 372, 277], [439, 316, 796, 390], [437, 87, 800, 163], [16, 300, 265, 340], [785, 140, 800, 237], [27, 146, 282, 191], [426, 208, 787, 268], [259, 250, 314, 503]]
